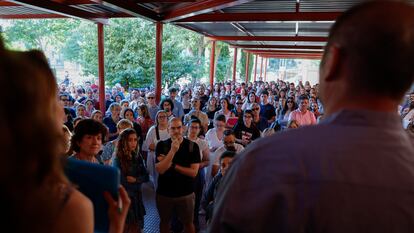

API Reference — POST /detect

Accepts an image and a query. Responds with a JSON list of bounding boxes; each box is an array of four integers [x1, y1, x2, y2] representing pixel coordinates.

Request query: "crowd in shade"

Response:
[[59, 74, 414, 233]]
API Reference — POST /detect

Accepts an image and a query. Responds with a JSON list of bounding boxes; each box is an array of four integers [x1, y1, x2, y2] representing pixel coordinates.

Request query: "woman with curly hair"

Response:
[[113, 128, 148, 233]]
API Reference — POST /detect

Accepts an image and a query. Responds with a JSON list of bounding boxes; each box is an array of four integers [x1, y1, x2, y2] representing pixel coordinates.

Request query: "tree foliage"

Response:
[[1, 18, 233, 88], [239, 52, 254, 83]]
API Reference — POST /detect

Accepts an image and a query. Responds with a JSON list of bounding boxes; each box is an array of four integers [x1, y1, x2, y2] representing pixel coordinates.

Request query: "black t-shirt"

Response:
[[260, 103, 276, 121], [156, 138, 201, 197], [233, 123, 261, 143]]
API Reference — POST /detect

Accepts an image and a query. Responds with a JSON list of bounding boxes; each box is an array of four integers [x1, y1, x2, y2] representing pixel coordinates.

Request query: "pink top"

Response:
[[288, 109, 317, 126]]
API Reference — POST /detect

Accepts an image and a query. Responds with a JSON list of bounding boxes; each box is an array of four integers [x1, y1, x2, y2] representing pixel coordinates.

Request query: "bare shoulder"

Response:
[[54, 189, 94, 233]]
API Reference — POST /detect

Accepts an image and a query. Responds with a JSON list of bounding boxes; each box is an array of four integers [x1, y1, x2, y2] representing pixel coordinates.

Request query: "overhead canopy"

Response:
[[2, 0, 414, 59]]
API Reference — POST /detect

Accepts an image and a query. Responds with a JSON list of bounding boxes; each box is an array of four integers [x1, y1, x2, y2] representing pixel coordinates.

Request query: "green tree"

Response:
[[2, 18, 216, 88], [239, 51, 254, 82], [4, 19, 78, 51]]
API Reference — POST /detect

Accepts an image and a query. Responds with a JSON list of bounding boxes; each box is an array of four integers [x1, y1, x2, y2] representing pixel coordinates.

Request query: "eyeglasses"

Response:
[[158, 115, 167, 119], [236, 102, 243, 105], [147, 96, 155, 99], [61, 98, 68, 101], [287, 101, 293, 103], [252, 108, 260, 111]]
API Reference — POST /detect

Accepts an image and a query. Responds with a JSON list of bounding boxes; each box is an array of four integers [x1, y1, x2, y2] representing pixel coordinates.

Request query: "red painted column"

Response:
[[245, 51, 250, 83], [155, 22, 163, 104], [253, 54, 258, 82], [97, 23, 105, 112], [264, 58, 268, 81], [259, 56, 264, 80], [232, 47, 238, 82], [209, 40, 216, 91]]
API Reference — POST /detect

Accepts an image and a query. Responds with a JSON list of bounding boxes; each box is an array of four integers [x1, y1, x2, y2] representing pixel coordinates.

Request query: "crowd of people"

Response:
[[2, 1, 414, 233], [58, 67, 413, 233]]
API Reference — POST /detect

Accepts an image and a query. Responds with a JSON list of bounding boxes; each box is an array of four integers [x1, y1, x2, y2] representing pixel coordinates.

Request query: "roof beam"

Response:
[[90, 0, 160, 21], [174, 12, 341, 23], [208, 36, 327, 42], [231, 45, 324, 50], [0, 1, 20, 6], [244, 49, 322, 54], [136, 0, 196, 2], [58, 0, 97, 4], [260, 54, 322, 60], [7, 0, 108, 24], [162, 0, 254, 22], [0, 13, 66, 19]]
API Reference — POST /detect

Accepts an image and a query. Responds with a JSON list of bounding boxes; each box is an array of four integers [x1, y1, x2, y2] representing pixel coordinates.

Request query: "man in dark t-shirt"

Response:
[[259, 90, 276, 123], [155, 118, 200, 233]]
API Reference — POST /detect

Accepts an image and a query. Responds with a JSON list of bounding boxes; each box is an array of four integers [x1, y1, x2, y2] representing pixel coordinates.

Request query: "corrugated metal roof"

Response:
[[186, 22, 248, 36], [240, 22, 296, 36], [298, 22, 332, 37], [223, 0, 296, 13], [0, 6, 50, 15], [4, 0, 410, 55], [71, 4, 120, 15], [300, 0, 362, 12]]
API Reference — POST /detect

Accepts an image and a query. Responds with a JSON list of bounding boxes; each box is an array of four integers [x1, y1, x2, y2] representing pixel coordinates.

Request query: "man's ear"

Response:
[[320, 45, 341, 82]]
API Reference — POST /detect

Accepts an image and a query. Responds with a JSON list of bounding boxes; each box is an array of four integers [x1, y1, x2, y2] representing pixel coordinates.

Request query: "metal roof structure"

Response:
[[2, 0, 414, 103], [4, 0, 414, 58]]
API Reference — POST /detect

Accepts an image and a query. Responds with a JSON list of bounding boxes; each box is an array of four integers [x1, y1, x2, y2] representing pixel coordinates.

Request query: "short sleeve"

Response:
[[190, 142, 201, 164]]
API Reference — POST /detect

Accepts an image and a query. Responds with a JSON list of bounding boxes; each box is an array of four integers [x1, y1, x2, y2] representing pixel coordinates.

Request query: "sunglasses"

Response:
[[236, 102, 243, 105], [147, 97, 155, 99], [287, 101, 293, 103], [253, 108, 260, 111]]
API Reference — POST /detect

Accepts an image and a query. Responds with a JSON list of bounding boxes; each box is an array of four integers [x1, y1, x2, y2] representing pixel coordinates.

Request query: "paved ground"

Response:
[[142, 183, 207, 233]]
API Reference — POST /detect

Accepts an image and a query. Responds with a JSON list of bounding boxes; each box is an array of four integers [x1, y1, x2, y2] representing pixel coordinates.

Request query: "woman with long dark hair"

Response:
[[214, 97, 235, 122], [277, 97, 297, 128], [113, 128, 148, 233], [0, 38, 129, 233]]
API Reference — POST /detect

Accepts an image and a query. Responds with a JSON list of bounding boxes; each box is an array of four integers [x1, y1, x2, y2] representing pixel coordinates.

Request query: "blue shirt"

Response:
[[172, 99, 185, 119], [103, 116, 117, 141], [210, 110, 414, 233]]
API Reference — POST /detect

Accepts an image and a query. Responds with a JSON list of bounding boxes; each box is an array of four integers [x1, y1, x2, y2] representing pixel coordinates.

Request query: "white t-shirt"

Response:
[[205, 128, 224, 151], [143, 125, 170, 152]]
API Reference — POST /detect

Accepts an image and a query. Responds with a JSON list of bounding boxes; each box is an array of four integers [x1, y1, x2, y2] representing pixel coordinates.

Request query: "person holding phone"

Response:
[[0, 38, 130, 233]]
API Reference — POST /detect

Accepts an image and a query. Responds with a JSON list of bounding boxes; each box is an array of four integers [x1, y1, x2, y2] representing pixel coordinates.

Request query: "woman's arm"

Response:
[[54, 189, 94, 233]]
